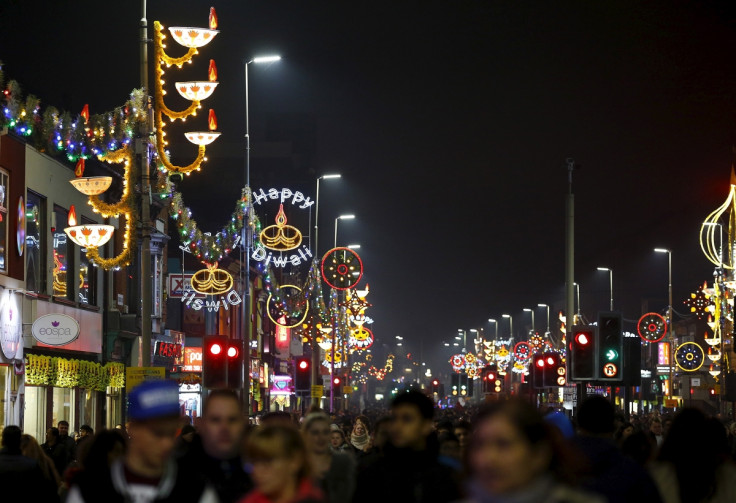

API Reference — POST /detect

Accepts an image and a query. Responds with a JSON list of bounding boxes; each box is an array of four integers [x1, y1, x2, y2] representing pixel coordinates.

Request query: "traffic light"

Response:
[[543, 352, 565, 387], [203, 335, 243, 389], [295, 358, 311, 391], [570, 325, 596, 380], [491, 373, 504, 393], [332, 376, 342, 395], [533, 354, 546, 388], [431, 379, 440, 394], [597, 312, 623, 381], [451, 373, 459, 396], [481, 366, 497, 393], [459, 373, 468, 396]]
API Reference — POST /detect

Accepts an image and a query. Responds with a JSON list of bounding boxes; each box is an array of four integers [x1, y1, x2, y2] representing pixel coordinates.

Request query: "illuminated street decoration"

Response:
[[259, 204, 302, 251], [513, 341, 531, 362], [190, 263, 234, 295], [637, 312, 667, 343], [321, 247, 363, 290], [349, 327, 374, 350], [153, 8, 220, 176], [675, 341, 705, 372], [450, 354, 466, 373], [684, 282, 712, 319], [343, 288, 372, 316], [323, 347, 345, 370], [65, 205, 115, 249], [700, 169, 736, 269], [266, 284, 309, 328]]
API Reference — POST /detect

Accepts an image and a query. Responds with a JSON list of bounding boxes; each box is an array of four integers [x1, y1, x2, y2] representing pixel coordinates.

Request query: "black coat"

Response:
[[0, 447, 59, 501]]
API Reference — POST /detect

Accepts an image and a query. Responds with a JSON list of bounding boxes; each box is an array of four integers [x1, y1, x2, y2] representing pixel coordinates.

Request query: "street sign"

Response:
[[311, 385, 324, 398], [126, 367, 166, 391], [342, 385, 353, 395], [664, 398, 678, 408]]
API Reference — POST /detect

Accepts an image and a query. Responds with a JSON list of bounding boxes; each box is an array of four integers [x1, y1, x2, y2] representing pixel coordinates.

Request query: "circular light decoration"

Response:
[[69, 176, 113, 196], [349, 327, 374, 350], [190, 263, 234, 295], [637, 313, 667, 343], [259, 204, 303, 251], [684, 282, 712, 320], [175, 81, 219, 101], [16, 196, 24, 257], [450, 354, 466, 373], [266, 284, 309, 328], [675, 341, 705, 372], [321, 247, 363, 290], [513, 341, 531, 362], [529, 333, 544, 352]]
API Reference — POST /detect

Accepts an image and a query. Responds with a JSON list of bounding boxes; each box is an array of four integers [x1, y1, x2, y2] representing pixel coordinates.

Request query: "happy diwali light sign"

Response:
[[252, 187, 313, 267]]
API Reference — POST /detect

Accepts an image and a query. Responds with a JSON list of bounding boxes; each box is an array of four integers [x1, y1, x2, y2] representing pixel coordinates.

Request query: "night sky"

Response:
[[2, 0, 736, 372]]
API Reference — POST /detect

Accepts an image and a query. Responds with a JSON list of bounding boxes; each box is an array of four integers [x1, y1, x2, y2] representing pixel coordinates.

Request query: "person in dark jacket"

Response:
[[573, 395, 664, 503], [57, 420, 76, 467], [42, 426, 68, 478], [0, 425, 59, 501], [303, 412, 355, 503], [178, 389, 253, 503], [66, 379, 217, 503], [353, 390, 461, 503]]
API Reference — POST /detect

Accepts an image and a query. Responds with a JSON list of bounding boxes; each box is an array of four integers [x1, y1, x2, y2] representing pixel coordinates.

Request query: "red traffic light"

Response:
[[210, 343, 222, 355], [227, 345, 239, 358], [575, 332, 590, 345], [546, 356, 555, 366], [485, 372, 495, 381], [432, 379, 439, 386], [299, 360, 309, 370], [536, 357, 545, 368], [333, 377, 341, 385]]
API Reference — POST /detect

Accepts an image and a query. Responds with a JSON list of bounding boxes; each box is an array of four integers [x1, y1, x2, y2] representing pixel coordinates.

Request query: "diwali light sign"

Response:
[[252, 188, 314, 268]]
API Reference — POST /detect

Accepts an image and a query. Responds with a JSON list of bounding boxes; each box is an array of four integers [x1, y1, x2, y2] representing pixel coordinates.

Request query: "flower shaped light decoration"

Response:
[[154, 7, 220, 175]]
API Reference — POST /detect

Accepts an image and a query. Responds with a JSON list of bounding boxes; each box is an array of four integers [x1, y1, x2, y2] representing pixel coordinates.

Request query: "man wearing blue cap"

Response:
[[66, 379, 218, 503]]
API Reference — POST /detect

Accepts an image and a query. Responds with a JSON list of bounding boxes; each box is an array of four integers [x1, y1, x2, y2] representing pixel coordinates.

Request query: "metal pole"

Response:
[[566, 159, 583, 413], [334, 218, 339, 248], [311, 177, 322, 405], [315, 178, 321, 256], [330, 299, 335, 413], [667, 251, 673, 398], [609, 269, 614, 311], [139, 0, 152, 367], [243, 61, 252, 413]]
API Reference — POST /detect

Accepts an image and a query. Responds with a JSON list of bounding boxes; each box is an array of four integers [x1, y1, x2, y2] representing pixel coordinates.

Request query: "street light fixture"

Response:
[[334, 214, 356, 248], [573, 282, 581, 320], [347, 244, 361, 249], [538, 304, 551, 334], [523, 308, 535, 333], [314, 173, 341, 255], [597, 267, 614, 310], [252, 55, 282, 64], [502, 314, 513, 340], [655, 248, 674, 397], [488, 318, 498, 340]]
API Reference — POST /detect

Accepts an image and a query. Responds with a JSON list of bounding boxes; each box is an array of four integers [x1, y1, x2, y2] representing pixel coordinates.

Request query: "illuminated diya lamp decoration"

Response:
[[168, 7, 220, 48], [707, 346, 721, 362], [259, 204, 303, 251], [701, 168, 736, 270], [64, 204, 115, 249], [190, 262, 234, 295], [709, 364, 722, 377], [184, 108, 221, 146]]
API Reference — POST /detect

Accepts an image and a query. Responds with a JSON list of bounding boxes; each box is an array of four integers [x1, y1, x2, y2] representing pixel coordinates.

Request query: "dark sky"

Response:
[[2, 0, 736, 372]]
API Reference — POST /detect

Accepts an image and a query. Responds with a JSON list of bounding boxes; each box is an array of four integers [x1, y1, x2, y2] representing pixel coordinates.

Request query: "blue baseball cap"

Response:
[[128, 379, 180, 421]]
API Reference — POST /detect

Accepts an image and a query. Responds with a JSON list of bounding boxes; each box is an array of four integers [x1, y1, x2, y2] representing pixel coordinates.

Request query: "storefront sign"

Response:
[[168, 274, 204, 298], [126, 366, 166, 391], [0, 291, 21, 360], [31, 313, 80, 346], [183, 347, 203, 372], [155, 341, 182, 359], [658, 342, 670, 365], [270, 375, 293, 396]]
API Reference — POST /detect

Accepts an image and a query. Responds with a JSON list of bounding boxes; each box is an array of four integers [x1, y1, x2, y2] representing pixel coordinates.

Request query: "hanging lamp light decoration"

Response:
[[700, 168, 736, 269], [64, 204, 115, 249], [154, 7, 220, 176]]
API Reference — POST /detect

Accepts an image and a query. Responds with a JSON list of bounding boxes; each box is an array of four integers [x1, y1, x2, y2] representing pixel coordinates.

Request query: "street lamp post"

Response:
[[330, 214, 354, 412], [538, 304, 550, 334], [314, 174, 341, 255], [502, 314, 513, 391], [334, 215, 356, 248], [574, 282, 581, 320], [655, 249, 674, 398], [488, 319, 498, 340], [597, 267, 614, 311], [523, 308, 535, 335], [243, 54, 280, 414]]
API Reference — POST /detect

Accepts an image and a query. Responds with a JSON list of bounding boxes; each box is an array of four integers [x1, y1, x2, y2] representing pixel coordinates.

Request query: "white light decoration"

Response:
[[64, 224, 115, 248], [184, 132, 221, 146], [168, 27, 219, 48], [175, 81, 219, 101], [69, 176, 113, 196]]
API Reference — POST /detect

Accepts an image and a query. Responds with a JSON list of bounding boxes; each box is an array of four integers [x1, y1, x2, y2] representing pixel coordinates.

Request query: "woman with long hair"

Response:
[[240, 424, 324, 503], [302, 412, 355, 503], [21, 433, 62, 489], [465, 400, 603, 503], [349, 415, 370, 454]]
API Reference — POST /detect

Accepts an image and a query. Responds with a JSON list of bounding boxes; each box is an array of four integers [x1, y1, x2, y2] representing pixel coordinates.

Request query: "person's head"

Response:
[[302, 412, 331, 455], [453, 420, 472, 449], [179, 424, 196, 443], [390, 390, 435, 450], [46, 427, 60, 445], [58, 420, 70, 437], [246, 424, 309, 498], [352, 415, 370, 437], [577, 395, 615, 436], [126, 380, 181, 473], [260, 411, 293, 426], [438, 431, 461, 460], [650, 418, 663, 436], [662, 417, 673, 435], [20, 434, 44, 459], [467, 400, 577, 496], [544, 411, 575, 439], [79, 429, 127, 470], [329, 425, 346, 448], [436, 420, 453, 436], [615, 422, 634, 442], [1, 425, 22, 452], [371, 416, 392, 451], [80, 424, 93, 437], [200, 389, 244, 460]]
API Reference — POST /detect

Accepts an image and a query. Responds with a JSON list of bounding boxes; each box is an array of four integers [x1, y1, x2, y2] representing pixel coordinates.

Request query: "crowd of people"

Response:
[[2, 380, 736, 503]]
